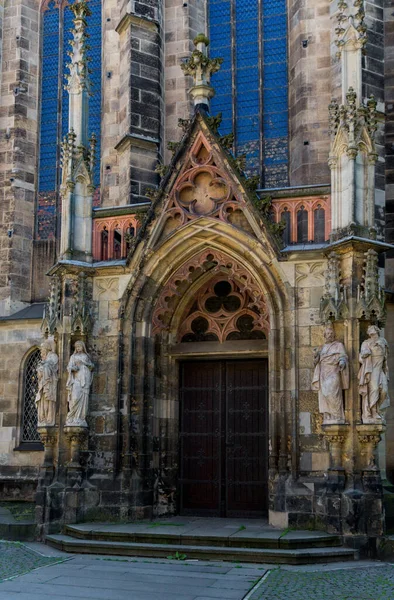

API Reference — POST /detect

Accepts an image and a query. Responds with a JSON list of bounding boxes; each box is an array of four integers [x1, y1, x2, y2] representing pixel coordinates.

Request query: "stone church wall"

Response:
[[0, 318, 42, 500]]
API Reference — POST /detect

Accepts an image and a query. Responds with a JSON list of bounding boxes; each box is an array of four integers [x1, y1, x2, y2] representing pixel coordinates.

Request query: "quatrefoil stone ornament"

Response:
[[177, 171, 229, 216]]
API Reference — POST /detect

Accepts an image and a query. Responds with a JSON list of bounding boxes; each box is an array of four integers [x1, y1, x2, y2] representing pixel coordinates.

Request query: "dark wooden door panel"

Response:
[[179, 359, 268, 517], [180, 361, 222, 515], [226, 360, 268, 516]]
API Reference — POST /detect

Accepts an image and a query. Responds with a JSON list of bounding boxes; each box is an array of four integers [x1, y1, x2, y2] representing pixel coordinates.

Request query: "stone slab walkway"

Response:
[[0, 541, 393, 599]]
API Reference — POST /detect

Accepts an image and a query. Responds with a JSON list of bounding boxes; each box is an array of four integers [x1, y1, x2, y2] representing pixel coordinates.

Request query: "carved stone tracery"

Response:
[[152, 249, 270, 335], [178, 278, 267, 343], [160, 133, 250, 239]]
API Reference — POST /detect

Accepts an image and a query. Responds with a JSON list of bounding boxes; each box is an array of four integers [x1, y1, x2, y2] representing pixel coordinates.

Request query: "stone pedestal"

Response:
[[322, 424, 348, 490], [64, 426, 88, 469], [356, 423, 385, 472], [37, 426, 58, 470]]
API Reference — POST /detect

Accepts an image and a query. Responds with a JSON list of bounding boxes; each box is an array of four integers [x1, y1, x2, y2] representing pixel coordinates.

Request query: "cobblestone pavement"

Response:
[[0, 541, 62, 581], [249, 564, 394, 600], [0, 543, 394, 600]]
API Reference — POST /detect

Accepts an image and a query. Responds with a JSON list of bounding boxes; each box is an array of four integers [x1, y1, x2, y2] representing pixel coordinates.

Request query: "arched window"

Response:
[[314, 205, 325, 243], [113, 229, 122, 260], [280, 208, 291, 246], [37, 0, 102, 241], [21, 349, 42, 443], [101, 227, 109, 261], [297, 206, 308, 243]]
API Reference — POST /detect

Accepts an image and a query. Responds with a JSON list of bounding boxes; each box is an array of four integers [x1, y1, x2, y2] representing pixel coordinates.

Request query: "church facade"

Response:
[[0, 0, 393, 550]]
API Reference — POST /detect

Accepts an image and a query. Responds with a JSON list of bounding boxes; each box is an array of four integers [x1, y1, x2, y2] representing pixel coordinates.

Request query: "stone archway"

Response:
[[120, 217, 294, 520]]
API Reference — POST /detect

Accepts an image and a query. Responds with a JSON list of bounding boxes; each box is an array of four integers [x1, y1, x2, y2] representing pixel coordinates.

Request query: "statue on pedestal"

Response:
[[358, 325, 390, 423], [35, 340, 59, 427], [65, 341, 94, 428], [312, 323, 349, 424]]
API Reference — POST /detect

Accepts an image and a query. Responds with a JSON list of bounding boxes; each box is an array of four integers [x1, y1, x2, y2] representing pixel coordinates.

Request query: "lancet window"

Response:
[[21, 349, 41, 444], [37, 0, 102, 240]]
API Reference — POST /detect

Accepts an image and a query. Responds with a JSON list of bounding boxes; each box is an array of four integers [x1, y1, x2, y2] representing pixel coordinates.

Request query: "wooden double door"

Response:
[[179, 359, 268, 517]]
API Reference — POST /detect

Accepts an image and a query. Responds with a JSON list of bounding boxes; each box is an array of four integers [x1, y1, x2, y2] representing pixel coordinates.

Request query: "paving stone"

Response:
[[248, 565, 394, 599]]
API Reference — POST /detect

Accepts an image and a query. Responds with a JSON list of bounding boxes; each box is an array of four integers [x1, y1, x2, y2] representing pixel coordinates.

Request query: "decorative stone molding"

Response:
[[356, 423, 385, 470]]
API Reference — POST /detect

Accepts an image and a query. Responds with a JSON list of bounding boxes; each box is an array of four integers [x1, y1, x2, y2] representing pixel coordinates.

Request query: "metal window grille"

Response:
[[21, 349, 41, 443]]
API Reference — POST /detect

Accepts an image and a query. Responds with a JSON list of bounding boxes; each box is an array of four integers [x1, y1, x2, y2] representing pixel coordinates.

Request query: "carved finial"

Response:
[[65, 2, 91, 93], [180, 34, 223, 112]]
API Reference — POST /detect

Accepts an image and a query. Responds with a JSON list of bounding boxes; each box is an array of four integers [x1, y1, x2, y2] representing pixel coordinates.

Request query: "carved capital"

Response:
[[322, 423, 349, 470], [356, 423, 385, 470]]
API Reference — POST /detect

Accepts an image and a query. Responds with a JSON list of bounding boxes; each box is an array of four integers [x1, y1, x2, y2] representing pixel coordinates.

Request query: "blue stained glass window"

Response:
[[209, 0, 289, 187], [38, 1, 102, 240]]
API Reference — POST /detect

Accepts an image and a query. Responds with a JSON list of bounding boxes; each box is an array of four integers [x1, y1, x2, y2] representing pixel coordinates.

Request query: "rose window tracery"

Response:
[[179, 279, 267, 343]]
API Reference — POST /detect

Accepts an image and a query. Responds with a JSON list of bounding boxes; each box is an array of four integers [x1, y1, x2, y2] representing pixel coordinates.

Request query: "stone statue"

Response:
[[65, 340, 94, 428], [312, 323, 349, 424], [35, 340, 59, 427], [358, 325, 390, 424]]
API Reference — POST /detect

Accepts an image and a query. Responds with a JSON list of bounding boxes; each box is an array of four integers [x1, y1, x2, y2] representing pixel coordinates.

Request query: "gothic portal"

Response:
[[0, 0, 393, 555]]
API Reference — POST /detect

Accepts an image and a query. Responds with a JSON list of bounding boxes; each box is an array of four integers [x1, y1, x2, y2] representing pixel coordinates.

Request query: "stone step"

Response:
[[64, 524, 342, 550], [46, 534, 356, 564]]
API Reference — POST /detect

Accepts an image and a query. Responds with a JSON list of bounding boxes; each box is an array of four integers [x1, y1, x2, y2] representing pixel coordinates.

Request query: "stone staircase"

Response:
[[45, 518, 357, 564]]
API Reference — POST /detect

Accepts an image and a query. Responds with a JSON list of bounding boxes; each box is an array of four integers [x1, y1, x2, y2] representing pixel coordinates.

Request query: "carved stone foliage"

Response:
[[334, 1, 367, 57], [320, 252, 349, 321], [157, 132, 253, 243], [356, 249, 385, 321], [152, 249, 270, 335], [178, 278, 268, 343], [70, 272, 93, 335], [329, 88, 377, 159], [42, 275, 62, 335]]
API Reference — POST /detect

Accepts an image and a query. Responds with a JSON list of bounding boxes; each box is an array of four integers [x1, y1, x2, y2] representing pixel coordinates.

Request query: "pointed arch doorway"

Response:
[[151, 249, 273, 518], [179, 358, 268, 518]]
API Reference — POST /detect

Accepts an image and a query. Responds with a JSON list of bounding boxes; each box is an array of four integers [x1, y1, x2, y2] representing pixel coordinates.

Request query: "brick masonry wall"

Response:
[[0, 0, 40, 316], [287, 0, 331, 186]]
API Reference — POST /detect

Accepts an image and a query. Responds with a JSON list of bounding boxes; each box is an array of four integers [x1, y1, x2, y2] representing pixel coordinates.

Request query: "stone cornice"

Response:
[[47, 259, 128, 277], [115, 133, 160, 154], [93, 203, 150, 219], [115, 11, 159, 35]]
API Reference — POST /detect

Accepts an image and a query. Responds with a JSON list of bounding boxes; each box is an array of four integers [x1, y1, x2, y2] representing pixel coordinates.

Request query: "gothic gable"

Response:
[[144, 113, 279, 255]]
